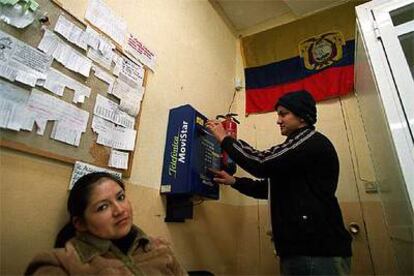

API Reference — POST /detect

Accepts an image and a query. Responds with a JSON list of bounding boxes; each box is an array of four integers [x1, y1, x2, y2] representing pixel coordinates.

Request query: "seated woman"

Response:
[[25, 172, 187, 275]]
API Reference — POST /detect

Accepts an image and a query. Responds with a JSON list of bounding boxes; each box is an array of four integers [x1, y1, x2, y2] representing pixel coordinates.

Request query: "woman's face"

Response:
[[75, 178, 133, 240]]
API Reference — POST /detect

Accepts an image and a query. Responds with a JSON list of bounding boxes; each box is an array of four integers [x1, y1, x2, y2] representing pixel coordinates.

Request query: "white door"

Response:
[[356, 0, 414, 274], [372, 0, 414, 135], [370, 0, 414, 217]]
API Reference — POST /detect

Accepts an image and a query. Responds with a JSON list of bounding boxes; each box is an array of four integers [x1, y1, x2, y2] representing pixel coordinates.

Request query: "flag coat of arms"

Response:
[[242, 2, 360, 114]]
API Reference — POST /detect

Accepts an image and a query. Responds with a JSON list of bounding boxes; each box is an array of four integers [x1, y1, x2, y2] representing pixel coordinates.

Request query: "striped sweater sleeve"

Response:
[[231, 177, 268, 199], [221, 128, 316, 178]]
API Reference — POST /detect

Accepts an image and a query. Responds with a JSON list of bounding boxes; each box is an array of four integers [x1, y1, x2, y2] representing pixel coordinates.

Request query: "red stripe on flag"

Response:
[[246, 65, 354, 114]]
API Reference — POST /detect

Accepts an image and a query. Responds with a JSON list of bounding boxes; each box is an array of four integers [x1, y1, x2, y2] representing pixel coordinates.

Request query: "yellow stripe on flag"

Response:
[[241, 1, 364, 68]]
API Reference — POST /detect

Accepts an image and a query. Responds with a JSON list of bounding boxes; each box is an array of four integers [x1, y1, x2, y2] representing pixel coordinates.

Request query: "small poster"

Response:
[[69, 161, 122, 190]]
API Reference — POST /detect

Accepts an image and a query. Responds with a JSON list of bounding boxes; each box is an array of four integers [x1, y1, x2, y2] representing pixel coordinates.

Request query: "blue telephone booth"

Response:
[[161, 105, 221, 221]]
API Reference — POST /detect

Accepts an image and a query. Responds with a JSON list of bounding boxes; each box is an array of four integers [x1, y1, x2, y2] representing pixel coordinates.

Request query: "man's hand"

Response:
[[209, 169, 235, 185], [205, 120, 228, 143]]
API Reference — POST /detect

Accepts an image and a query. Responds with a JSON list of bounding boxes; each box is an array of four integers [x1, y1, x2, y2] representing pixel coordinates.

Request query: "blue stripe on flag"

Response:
[[245, 40, 355, 89]]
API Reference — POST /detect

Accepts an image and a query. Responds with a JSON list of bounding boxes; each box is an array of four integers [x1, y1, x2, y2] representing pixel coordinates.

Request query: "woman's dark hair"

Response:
[[54, 172, 125, 248]]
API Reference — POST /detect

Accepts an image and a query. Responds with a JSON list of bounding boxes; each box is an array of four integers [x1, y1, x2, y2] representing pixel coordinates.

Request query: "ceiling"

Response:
[[210, 0, 349, 36]]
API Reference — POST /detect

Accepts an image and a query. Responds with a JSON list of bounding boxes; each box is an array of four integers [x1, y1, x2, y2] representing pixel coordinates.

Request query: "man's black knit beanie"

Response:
[[275, 90, 317, 125]]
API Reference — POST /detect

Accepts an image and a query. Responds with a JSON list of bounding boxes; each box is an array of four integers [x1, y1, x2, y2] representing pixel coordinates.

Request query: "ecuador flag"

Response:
[[242, 2, 360, 114]]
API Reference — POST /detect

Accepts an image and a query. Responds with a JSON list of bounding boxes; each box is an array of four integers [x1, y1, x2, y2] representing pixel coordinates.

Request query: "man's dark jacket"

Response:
[[221, 126, 352, 257]]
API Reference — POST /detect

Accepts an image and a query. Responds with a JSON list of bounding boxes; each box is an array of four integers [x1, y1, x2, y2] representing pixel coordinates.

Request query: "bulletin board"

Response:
[[0, 0, 146, 177]]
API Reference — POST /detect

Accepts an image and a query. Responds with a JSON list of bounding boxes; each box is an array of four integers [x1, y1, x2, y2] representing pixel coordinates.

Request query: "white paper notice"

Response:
[[109, 55, 144, 117], [125, 34, 156, 71], [117, 56, 144, 88], [54, 15, 88, 50], [91, 112, 113, 132], [84, 26, 100, 50], [92, 115, 136, 151], [112, 52, 123, 76], [69, 161, 122, 189], [38, 29, 92, 77], [108, 149, 129, 169], [119, 91, 143, 117], [22, 89, 89, 146], [84, 26, 115, 56], [93, 94, 135, 129], [111, 79, 143, 116], [0, 30, 53, 86], [0, 80, 30, 131], [87, 47, 112, 70], [92, 65, 114, 93], [85, 0, 128, 47], [39, 68, 91, 103], [55, 15, 117, 61]]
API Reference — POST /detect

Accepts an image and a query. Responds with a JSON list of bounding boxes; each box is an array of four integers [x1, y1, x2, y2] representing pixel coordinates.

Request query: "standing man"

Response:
[[206, 90, 352, 275]]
